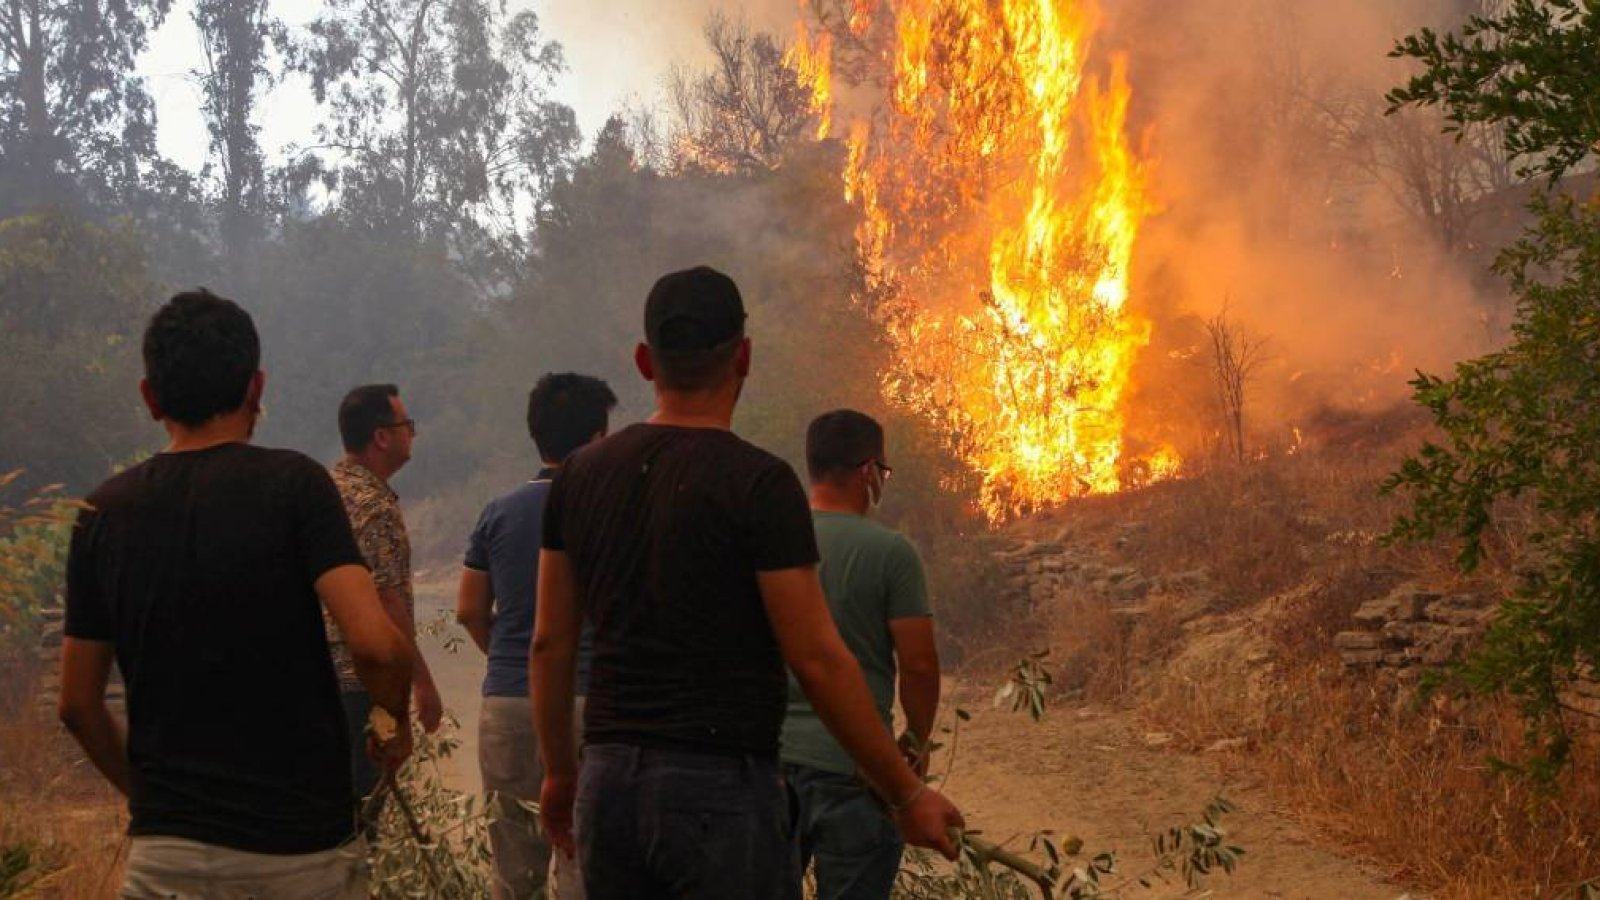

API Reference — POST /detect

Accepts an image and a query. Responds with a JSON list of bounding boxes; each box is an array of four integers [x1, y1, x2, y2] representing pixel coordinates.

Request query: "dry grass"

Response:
[[996, 435, 1600, 897], [1259, 661, 1600, 897], [0, 665, 127, 899]]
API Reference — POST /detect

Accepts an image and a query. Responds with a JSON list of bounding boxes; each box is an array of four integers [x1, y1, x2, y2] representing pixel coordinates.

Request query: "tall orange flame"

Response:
[[798, 0, 1168, 521]]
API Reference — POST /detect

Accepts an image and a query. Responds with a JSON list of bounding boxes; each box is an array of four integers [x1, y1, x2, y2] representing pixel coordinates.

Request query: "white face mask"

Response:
[[866, 464, 885, 511]]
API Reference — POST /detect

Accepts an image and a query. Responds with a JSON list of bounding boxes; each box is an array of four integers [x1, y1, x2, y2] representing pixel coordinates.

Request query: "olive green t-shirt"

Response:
[[781, 511, 931, 775]]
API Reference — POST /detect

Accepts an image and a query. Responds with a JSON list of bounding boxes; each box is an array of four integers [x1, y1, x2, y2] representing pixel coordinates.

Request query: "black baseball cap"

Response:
[[644, 266, 747, 352]]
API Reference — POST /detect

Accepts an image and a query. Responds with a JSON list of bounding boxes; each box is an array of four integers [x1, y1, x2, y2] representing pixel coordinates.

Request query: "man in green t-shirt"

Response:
[[782, 409, 941, 899]]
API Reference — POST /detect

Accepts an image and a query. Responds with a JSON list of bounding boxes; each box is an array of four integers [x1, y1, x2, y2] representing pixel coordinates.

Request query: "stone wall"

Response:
[[989, 524, 1212, 619], [1333, 587, 1600, 731], [1333, 589, 1492, 670]]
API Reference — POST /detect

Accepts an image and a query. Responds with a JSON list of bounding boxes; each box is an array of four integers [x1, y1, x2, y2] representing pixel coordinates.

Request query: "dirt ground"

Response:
[[416, 583, 1418, 899], [938, 681, 1415, 899]]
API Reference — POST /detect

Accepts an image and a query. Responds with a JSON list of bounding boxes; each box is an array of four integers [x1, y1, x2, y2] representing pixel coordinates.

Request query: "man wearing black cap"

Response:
[[530, 266, 964, 899]]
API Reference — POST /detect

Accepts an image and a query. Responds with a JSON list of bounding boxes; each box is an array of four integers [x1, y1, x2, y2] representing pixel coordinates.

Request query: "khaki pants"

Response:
[[120, 835, 367, 900], [479, 696, 587, 900]]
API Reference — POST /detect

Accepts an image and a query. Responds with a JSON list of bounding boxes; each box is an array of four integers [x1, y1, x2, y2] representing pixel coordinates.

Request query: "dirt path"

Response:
[[417, 583, 1414, 898], [938, 684, 1413, 899]]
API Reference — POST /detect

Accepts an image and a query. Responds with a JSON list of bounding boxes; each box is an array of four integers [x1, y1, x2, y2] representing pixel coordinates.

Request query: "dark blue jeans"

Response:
[[340, 689, 381, 829], [576, 743, 800, 900], [785, 764, 904, 900]]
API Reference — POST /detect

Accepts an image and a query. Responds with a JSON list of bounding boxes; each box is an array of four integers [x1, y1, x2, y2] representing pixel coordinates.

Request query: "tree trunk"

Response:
[[18, 0, 58, 177]]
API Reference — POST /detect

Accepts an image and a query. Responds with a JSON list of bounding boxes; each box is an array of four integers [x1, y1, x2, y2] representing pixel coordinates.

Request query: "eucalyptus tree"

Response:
[[0, 0, 174, 209], [192, 0, 285, 251], [296, 0, 579, 283]]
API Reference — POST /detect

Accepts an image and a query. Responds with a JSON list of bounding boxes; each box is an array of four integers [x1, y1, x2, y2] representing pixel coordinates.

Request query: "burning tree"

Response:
[[793, 0, 1175, 522], [668, 13, 819, 173]]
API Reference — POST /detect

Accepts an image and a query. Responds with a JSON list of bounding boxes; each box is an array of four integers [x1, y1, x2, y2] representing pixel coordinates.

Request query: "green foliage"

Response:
[[191, 0, 286, 250], [368, 718, 492, 898], [0, 211, 159, 491], [295, 0, 579, 273], [0, 0, 174, 208], [1384, 0, 1600, 777], [1387, 0, 1600, 184], [0, 841, 56, 899], [0, 473, 77, 657], [891, 798, 1242, 900], [994, 651, 1054, 722], [1385, 194, 1600, 775]]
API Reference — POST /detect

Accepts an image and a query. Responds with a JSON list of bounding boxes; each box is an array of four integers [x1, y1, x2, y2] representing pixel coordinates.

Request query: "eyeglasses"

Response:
[[858, 458, 892, 480], [379, 418, 417, 436]]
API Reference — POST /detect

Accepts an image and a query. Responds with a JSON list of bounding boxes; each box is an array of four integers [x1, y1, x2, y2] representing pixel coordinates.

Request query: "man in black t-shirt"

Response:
[[58, 290, 415, 898], [529, 266, 965, 900]]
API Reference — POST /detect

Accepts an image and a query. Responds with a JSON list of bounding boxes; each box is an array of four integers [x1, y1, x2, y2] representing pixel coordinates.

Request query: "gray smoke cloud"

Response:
[[536, 0, 796, 135]]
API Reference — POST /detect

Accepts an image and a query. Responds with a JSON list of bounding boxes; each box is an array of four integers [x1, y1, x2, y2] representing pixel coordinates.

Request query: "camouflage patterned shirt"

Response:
[[326, 458, 412, 690]]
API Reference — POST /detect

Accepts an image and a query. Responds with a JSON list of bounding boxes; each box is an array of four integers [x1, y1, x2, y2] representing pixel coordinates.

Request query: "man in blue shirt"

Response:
[[456, 372, 617, 900]]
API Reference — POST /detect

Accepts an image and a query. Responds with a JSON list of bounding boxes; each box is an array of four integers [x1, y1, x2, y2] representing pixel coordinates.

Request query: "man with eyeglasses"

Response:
[[329, 384, 443, 813], [781, 409, 942, 900]]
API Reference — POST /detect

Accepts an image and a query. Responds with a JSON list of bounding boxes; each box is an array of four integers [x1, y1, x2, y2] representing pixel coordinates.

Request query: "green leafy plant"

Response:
[[1383, 0, 1600, 780], [0, 472, 78, 661], [893, 798, 1242, 900], [367, 717, 492, 898], [994, 650, 1054, 722], [0, 843, 47, 899]]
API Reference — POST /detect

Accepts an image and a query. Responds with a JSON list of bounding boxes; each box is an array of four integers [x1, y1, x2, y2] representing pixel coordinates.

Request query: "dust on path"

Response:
[[940, 684, 1415, 899]]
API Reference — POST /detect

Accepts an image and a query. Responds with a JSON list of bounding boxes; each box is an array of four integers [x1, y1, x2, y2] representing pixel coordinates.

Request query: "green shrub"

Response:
[[0, 473, 76, 663]]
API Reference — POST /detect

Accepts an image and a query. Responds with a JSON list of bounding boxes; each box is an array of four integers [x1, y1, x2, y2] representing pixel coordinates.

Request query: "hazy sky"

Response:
[[138, 0, 794, 173]]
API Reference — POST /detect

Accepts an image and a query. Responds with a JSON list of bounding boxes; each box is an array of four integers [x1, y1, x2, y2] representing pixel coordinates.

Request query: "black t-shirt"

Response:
[[542, 423, 820, 757], [64, 443, 367, 854]]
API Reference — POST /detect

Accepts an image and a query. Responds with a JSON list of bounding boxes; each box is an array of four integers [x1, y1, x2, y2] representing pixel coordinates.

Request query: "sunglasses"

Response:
[[379, 418, 417, 436]]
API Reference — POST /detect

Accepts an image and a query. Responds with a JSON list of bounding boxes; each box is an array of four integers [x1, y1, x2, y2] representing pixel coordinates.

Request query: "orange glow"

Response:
[[795, 0, 1173, 521], [786, 21, 834, 139]]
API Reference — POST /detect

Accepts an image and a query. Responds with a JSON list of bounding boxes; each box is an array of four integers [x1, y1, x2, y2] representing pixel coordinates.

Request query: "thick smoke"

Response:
[[537, 0, 795, 127], [1107, 0, 1505, 450]]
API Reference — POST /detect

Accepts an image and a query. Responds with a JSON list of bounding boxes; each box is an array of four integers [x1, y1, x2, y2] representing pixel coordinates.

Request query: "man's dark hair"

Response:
[[339, 384, 401, 452], [142, 289, 261, 427], [806, 409, 885, 482], [527, 373, 618, 463]]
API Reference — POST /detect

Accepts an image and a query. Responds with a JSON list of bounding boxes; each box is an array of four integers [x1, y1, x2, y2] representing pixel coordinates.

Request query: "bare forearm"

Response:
[[899, 670, 940, 743], [61, 705, 132, 796], [456, 570, 495, 655], [352, 646, 413, 719], [460, 614, 491, 654], [530, 643, 579, 778], [794, 653, 921, 803], [379, 589, 435, 687]]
